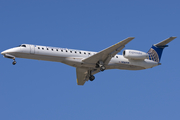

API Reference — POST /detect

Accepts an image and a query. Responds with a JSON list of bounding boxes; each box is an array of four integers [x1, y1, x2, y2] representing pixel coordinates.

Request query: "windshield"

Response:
[[18, 44, 26, 47]]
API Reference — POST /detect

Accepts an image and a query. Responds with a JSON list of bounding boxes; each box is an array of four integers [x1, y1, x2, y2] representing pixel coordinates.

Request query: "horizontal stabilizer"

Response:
[[148, 36, 177, 62], [155, 36, 177, 47]]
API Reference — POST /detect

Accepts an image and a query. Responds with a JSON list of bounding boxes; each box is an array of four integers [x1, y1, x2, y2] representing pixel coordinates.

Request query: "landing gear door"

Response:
[[30, 45, 35, 54]]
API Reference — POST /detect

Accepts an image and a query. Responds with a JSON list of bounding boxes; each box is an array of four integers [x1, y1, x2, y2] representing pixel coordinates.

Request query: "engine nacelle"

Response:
[[123, 50, 149, 60]]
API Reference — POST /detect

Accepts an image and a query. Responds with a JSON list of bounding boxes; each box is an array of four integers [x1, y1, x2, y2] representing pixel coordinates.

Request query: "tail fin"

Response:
[[147, 37, 177, 63]]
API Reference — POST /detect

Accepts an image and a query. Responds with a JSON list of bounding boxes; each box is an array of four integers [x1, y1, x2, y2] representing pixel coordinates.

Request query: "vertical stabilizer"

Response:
[[147, 37, 177, 63]]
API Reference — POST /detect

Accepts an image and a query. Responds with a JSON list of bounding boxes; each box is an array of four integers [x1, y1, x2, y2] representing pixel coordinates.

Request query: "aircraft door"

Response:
[[30, 45, 35, 54]]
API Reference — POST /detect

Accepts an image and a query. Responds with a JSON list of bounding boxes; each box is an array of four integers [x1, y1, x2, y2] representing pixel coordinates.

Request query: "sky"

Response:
[[0, 0, 180, 120]]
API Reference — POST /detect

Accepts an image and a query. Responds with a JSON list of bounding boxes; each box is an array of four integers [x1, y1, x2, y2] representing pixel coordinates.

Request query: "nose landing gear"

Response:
[[12, 59, 17, 65], [3, 54, 16, 65]]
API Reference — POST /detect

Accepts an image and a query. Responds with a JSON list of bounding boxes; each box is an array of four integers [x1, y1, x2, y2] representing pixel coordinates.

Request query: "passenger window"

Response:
[[47, 48, 49, 50], [38, 47, 40, 49], [88, 53, 91, 55], [75, 51, 77, 53], [66, 50, 68, 52], [61, 50, 63, 52], [42, 48, 44, 50], [70, 51, 72, 53], [56, 49, 58, 51], [52, 49, 53, 51], [79, 52, 81, 54], [84, 52, 86, 54], [116, 56, 118, 58]]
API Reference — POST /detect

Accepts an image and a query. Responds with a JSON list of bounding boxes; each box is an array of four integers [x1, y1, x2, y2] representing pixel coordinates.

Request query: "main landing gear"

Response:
[[96, 61, 106, 71], [89, 61, 106, 82], [12, 59, 17, 65], [100, 66, 106, 71], [89, 75, 95, 81], [89, 70, 95, 81]]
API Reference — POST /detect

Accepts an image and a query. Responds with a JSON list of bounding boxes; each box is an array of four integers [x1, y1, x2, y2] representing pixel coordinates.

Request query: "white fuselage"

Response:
[[1, 44, 159, 70]]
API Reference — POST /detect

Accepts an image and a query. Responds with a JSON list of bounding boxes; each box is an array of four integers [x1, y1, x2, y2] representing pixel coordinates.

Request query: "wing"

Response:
[[76, 67, 100, 85], [82, 37, 135, 65]]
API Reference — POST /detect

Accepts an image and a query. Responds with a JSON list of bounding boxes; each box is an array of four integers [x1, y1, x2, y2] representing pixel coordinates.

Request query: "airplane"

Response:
[[1, 37, 177, 85]]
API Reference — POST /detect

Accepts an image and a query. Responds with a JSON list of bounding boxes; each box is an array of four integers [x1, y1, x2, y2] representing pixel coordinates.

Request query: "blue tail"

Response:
[[147, 45, 167, 62], [147, 37, 177, 63]]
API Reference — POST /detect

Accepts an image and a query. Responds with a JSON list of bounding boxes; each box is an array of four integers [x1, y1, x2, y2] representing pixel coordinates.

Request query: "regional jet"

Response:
[[1, 37, 176, 85]]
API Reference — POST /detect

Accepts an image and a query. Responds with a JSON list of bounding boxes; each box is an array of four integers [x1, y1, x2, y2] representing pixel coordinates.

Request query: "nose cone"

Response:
[[1, 47, 20, 55], [1, 50, 9, 55], [1, 51, 5, 55]]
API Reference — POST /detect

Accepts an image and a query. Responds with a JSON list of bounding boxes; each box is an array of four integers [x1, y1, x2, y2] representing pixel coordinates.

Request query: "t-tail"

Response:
[[147, 37, 177, 63]]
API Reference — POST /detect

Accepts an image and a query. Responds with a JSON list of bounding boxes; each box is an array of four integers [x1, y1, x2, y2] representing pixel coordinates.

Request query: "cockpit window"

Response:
[[22, 45, 26, 47], [18, 45, 26, 47]]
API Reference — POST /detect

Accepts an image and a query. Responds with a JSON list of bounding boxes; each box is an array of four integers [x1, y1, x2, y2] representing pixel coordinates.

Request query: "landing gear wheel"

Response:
[[89, 75, 95, 81], [100, 66, 106, 71], [96, 64, 99, 68], [96, 61, 106, 72], [12, 61, 16, 65]]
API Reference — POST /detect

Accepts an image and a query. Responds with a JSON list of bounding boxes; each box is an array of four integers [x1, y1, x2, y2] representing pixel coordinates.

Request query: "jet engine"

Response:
[[123, 50, 149, 60]]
